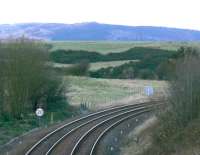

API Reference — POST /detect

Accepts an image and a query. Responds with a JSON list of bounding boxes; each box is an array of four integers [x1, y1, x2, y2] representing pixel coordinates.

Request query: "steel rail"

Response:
[[45, 102, 151, 155], [70, 104, 155, 155], [90, 104, 162, 155], [25, 100, 159, 155], [90, 109, 151, 155]]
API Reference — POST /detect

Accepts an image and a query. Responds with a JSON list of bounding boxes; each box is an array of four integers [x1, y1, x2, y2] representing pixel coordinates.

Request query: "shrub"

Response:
[[66, 60, 90, 76], [145, 47, 200, 155], [169, 54, 200, 127], [50, 49, 104, 63], [0, 38, 70, 119]]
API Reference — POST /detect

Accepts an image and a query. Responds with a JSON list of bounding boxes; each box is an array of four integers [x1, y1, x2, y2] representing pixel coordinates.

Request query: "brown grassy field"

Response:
[[64, 76, 167, 109], [53, 60, 139, 71]]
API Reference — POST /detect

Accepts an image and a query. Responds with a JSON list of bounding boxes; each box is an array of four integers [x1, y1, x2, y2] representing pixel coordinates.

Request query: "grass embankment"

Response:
[[65, 76, 167, 109], [120, 116, 158, 155], [121, 49, 200, 155], [0, 116, 37, 146], [0, 105, 75, 146], [0, 76, 166, 146], [0, 39, 76, 147], [143, 53, 200, 155], [121, 117, 200, 155], [51, 41, 200, 54], [142, 118, 200, 155]]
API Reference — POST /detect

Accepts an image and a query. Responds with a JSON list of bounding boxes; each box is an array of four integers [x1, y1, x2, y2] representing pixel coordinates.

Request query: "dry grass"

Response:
[[53, 60, 139, 71], [88, 60, 139, 71], [64, 76, 167, 110], [120, 117, 200, 155], [120, 116, 158, 155]]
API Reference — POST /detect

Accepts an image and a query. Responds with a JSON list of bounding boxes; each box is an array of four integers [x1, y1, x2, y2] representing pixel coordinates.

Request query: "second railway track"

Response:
[[25, 100, 162, 155]]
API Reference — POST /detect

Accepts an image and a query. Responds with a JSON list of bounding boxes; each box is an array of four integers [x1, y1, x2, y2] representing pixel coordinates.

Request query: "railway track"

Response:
[[25, 101, 162, 155]]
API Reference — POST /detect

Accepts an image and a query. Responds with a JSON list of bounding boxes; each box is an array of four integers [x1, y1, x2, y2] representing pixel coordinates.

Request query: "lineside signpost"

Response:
[[144, 86, 154, 96], [35, 108, 44, 127]]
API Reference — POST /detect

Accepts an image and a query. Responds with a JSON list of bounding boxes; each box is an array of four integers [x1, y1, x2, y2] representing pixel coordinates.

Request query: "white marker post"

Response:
[[35, 108, 44, 127]]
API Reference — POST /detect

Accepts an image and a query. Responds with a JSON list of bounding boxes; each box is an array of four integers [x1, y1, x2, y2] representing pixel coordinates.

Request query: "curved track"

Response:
[[25, 101, 161, 155]]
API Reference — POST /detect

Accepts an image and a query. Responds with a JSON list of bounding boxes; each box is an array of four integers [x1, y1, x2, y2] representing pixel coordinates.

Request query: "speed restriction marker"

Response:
[[35, 108, 44, 117]]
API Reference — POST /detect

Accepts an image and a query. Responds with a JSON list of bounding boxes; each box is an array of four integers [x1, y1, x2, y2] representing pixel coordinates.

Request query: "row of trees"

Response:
[[89, 47, 199, 80], [89, 53, 173, 80], [0, 38, 67, 119], [50, 47, 174, 64]]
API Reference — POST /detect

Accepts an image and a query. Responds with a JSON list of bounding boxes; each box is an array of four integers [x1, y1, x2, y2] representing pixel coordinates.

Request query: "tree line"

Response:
[[0, 38, 70, 120], [50, 47, 174, 64], [90, 47, 200, 80]]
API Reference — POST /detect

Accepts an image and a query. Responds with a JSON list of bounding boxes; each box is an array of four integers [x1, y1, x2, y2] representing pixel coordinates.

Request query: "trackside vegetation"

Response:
[[1, 39, 199, 154], [0, 39, 75, 145], [141, 47, 200, 155]]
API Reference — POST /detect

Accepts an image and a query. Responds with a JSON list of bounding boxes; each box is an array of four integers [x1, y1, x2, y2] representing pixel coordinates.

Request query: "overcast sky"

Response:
[[0, 0, 199, 30]]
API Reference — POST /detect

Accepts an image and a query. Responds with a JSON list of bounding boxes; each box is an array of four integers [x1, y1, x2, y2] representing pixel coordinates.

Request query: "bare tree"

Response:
[[168, 49, 200, 127]]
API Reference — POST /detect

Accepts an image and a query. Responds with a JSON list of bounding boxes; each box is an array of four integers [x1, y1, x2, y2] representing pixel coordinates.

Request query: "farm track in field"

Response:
[[25, 101, 162, 155]]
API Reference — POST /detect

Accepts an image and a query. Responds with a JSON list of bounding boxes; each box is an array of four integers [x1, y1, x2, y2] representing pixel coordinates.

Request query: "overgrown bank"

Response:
[[0, 39, 76, 145], [122, 47, 200, 155]]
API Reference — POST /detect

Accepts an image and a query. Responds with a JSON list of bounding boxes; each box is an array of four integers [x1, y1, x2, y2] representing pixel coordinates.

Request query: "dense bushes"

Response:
[[0, 38, 71, 120], [50, 47, 176, 80], [143, 118, 200, 155], [90, 61, 137, 79], [51, 46, 198, 81], [54, 60, 90, 76], [90, 52, 174, 79], [50, 47, 174, 64], [90, 47, 199, 80], [143, 47, 200, 155], [50, 49, 104, 63], [169, 55, 200, 126]]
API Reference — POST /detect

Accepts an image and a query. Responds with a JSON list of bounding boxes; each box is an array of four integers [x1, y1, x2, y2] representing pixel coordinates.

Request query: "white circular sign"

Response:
[[145, 86, 154, 96], [35, 108, 44, 117]]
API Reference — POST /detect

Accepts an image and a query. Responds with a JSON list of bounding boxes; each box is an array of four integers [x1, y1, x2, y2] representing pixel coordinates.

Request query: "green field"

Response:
[[51, 41, 200, 54], [65, 76, 167, 110]]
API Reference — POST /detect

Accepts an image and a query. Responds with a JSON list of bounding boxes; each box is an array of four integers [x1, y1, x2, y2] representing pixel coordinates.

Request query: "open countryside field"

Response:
[[65, 76, 168, 110], [51, 41, 200, 54], [53, 60, 139, 71], [89, 60, 139, 70]]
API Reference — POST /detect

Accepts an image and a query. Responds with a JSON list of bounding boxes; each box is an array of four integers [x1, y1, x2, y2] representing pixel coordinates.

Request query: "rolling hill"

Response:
[[1, 22, 200, 41]]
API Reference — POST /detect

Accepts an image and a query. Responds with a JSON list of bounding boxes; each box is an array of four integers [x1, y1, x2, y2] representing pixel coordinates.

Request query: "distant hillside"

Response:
[[1, 22, 200, 41]]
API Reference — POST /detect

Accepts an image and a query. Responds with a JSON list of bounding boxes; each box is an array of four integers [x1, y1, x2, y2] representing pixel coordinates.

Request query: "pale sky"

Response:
[[0, 0, 199, 30]]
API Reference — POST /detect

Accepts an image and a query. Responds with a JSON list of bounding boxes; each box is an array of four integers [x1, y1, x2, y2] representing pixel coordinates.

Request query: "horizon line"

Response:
[[0, 21, 199, 32]]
